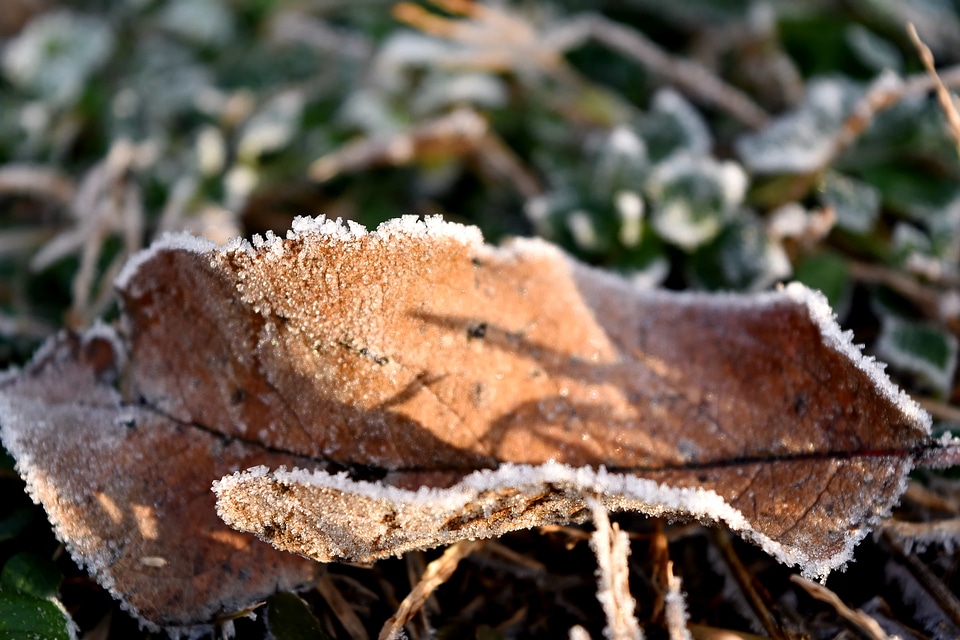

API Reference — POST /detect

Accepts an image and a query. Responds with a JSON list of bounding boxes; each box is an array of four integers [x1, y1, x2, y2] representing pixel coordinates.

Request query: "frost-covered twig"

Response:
[[588, 498, 643, 640], [29, 139, 149, 327], [882, 530, 960, 631], [309, 108, 542, 197], [663, 562, 693, 640]]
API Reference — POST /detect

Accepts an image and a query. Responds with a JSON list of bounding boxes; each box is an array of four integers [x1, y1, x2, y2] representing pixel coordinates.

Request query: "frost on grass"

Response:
[[0, 215, 940, 632]]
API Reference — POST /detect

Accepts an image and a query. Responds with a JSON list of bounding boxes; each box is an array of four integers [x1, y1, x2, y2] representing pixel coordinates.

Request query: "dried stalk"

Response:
[[379, 540, 484, 640]]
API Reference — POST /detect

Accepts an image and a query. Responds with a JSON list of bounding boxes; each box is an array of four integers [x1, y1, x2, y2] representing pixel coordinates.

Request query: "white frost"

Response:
[[782, 282, 932, 434], [115, 231, 217, 291]]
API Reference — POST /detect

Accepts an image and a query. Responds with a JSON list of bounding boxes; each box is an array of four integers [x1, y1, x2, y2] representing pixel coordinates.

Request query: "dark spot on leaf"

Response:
[[467, 322, 487, 340], [793, 392, 808, 416]]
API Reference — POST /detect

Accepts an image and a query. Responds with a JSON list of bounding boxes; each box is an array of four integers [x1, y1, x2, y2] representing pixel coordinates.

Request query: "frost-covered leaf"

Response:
[[2, 11, 114, 106], [238, 90, 306, 161], [0, 216, 942, 633], [158, 0, 234, 47], [591, 127, 649, 201], [0, 331, 320, 633], [688, 217, 791, 291], [647, 155, 747, 251], [636, 89, 711, 163], [819, 171, 880, 234], [736, 78, 861, 174], [844, 25, 903, 74], [0, 589, 76, 640], [875, 316, 959, 396]]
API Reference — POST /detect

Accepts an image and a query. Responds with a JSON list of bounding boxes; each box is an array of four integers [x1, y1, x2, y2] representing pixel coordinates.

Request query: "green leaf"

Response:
[[265, 592, 330, 640], [647, 155, 747, 251], [689, 217, 791, 291], [0, 589, 76, 640], [875, 316, 959, 396], [819, 171, 880, 234], [635, 89, 710, 163], [2, 553, 62, 599], [844, 25, 903, 74], [0, 508, 33, 543], [792, 252, 851, 320], [736, 78, 860, 174]]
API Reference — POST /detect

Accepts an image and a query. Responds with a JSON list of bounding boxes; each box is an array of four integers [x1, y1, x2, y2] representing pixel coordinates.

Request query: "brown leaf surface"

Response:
[[0, 330, 320, 632], [0, 215, 939, 630]]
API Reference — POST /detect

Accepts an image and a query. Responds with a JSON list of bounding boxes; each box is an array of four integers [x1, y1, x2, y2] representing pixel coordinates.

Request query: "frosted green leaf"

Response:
[[890, 223, 932, 264], [637, 89, 711, 162], [845, 25, 903, 74], [411, 72, 507, 115], [647, 155, 747, 251], [2, 11, 114, 106], [736, 77, 861, 174], [820, 171, 881, 234], [238, 90, 306, 161], [159, 0, 235, 46], [876, 316, 959, 396], [0, 590, 76, 640], [119, 39, 214, 130], [689, 218, 791, 291], [591, 127, 649, 201]]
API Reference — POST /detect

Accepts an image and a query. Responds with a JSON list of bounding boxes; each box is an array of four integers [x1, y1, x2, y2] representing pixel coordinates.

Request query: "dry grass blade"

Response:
[[688, 624, 771, 640], [0, 164, 75, 203], [315, 572, 370, 640], [378, 540, 484, 640], [908, 22, 960, 160], [588, 498, 643, 640], [710, 530, 787, 640], [790, 575, 890, 640]]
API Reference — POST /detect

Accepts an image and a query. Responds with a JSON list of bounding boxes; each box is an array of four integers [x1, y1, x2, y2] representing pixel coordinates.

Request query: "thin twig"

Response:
[[315, 572, 370, 640], [710, 530, 788, 640], [881, 529, 960, 629], [790, 575, 890, 640], [379, 540, 484, 640], [883, 517, 960, 545], [907, 23, 960, 160], [916, 396, 960, 424]]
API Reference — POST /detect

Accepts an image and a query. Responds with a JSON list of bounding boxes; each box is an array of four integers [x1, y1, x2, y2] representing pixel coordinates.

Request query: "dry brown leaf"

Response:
[[0, 329, 320, 634], [0, 215, 946, 633]]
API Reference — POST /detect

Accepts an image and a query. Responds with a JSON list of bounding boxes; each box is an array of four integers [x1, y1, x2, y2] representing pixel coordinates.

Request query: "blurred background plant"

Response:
[[3, 1, 960, 638]]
